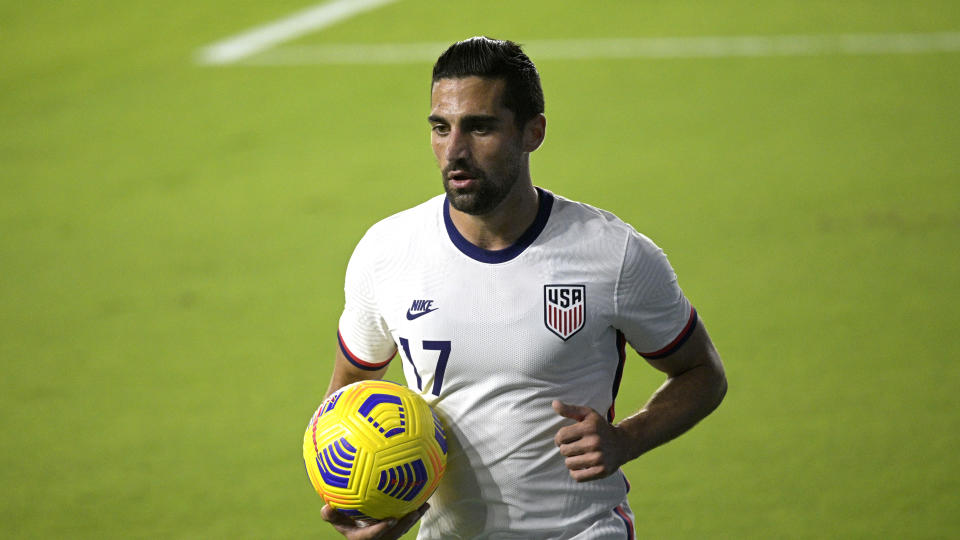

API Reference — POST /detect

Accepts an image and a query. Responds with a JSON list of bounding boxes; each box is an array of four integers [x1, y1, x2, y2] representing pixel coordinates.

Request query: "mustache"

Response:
[[443, 160, 484, 178]]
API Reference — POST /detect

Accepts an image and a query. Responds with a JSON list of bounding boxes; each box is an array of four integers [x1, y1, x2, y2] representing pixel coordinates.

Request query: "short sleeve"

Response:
[[337, 231, 397, 370], [613, 230, 697, 359]]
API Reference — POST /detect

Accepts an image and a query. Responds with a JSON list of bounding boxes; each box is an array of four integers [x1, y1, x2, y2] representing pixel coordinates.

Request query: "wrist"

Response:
[[613, 413, 650, 463]]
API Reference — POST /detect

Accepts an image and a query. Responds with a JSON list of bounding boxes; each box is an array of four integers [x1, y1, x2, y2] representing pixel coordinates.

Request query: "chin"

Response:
[[443, 177, 512, 216], [447, 193, 487, 215]]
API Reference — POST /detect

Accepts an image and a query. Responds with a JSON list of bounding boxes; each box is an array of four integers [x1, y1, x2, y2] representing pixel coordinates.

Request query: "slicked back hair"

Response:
[[432, 37, 544, 128]]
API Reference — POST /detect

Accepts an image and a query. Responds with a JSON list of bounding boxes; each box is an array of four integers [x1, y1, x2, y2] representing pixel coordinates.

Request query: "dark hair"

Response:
[[432, 36, 544, 127]]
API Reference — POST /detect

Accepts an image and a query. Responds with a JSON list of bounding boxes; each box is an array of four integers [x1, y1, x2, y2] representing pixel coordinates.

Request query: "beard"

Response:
[[442, 159, 521, 216]]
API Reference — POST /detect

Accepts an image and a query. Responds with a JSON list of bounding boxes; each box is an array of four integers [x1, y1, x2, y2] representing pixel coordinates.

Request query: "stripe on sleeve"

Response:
[[639, 307, 698, 360], [337, 329, 395, 371]]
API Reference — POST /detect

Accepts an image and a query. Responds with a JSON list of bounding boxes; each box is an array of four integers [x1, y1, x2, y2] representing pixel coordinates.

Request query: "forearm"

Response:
[[615, 349, 726, 462]]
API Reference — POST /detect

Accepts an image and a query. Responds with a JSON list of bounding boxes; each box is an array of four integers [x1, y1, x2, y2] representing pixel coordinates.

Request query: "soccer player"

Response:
[[321, 37, 727, 539]]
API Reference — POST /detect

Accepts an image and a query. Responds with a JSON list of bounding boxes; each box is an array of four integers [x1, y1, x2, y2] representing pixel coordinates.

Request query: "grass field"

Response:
[[2, 1, 958, 538]]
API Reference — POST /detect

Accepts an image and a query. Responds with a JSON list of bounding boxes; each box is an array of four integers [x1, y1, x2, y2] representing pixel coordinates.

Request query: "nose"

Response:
[[444, 127, 470, 163]]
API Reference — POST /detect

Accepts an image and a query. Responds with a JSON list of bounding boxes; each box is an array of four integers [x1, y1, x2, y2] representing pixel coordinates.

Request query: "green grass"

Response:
[[2, 1, 958, 538]]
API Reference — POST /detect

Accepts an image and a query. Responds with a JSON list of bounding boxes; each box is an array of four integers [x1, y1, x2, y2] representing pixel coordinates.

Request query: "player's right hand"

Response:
[[552, 400, 629, 482], [321, 504, 429, 540]]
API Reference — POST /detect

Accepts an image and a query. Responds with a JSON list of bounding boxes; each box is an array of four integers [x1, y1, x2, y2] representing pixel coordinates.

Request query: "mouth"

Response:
[[446, 170, 479, 189]]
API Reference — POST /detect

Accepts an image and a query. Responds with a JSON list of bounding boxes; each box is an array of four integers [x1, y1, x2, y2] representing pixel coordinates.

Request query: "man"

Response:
[[321, 37, 727, 539]]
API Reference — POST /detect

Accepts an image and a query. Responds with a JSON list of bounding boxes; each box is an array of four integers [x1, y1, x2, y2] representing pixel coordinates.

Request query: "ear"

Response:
[[523, 114, 547, 152]]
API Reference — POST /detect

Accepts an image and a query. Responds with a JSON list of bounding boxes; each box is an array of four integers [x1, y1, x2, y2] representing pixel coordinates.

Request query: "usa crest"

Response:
[[544, 284, 586, 340]]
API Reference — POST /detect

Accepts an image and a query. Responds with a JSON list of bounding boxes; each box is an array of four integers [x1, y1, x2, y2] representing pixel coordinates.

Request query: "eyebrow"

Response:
[[428, 114, 500, 125]]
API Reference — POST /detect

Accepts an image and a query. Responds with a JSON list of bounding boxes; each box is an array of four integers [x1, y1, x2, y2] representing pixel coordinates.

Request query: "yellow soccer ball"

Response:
[[303, 380, 447, 521]]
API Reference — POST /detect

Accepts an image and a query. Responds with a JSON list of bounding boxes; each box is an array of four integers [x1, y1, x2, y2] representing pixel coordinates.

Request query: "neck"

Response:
[[448, 179, 539, 251]]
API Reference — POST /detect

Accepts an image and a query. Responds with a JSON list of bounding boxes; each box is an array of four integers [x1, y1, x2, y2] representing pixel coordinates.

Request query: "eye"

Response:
[[472, 126, 490, 135], [432, 124, 450, 135]]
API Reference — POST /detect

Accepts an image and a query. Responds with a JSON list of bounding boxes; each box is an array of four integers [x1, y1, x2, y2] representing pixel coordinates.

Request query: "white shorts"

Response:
[[417, 499, 636, 539]]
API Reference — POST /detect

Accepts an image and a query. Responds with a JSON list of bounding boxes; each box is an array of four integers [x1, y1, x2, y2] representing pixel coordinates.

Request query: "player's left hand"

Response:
[[552, 400, 629, 482], [321, 503, 428, 540]]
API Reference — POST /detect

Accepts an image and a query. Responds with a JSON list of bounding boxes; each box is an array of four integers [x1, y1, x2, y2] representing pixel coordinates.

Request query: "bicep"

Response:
[[324, 346, 389, 399], [645, 320, 723, 379]]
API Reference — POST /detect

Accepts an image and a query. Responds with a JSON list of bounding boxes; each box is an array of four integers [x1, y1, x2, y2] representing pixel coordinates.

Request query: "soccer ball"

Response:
[[302, 380, 448, 521]]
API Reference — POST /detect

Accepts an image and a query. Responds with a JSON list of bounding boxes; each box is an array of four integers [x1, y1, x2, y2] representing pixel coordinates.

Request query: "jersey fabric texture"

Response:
[[337, 188, 695, 539]]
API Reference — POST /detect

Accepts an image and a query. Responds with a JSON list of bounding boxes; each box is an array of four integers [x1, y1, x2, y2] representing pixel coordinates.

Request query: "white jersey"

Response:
[[337, 188, 696, 539]]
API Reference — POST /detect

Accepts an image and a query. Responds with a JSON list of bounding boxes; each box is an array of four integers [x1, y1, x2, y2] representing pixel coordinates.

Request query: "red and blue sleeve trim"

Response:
[[639, 306, 698, 360], [337, 330, 394, 371]]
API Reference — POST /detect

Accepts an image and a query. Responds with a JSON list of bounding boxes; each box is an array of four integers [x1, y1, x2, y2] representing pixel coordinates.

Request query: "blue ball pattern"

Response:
[[316, 437, 357, 489], [377, 458, 428, 501]]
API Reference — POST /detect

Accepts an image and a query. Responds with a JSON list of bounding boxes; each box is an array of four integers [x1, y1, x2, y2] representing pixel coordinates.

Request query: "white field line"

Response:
[[196, 0, 397, 65], [230, 32, 960, 65]]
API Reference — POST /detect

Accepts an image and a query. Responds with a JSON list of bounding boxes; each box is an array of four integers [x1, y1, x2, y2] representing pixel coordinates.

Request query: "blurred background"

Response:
[[2, 1, 958, 537]]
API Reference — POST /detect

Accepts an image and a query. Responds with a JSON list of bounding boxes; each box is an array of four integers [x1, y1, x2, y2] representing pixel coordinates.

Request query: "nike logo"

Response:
[[406, 299, 438, 320]]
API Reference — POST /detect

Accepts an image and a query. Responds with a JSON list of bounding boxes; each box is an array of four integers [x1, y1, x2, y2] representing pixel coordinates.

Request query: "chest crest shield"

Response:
[[543, 284, 586, 340]]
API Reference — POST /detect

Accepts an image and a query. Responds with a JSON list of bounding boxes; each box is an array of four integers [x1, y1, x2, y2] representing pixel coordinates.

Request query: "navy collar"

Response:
[[443, 187, 554, 264]]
